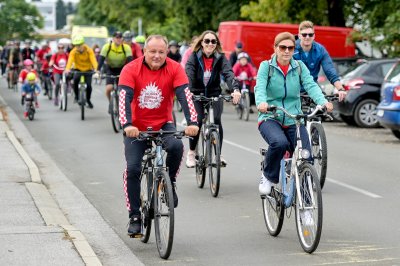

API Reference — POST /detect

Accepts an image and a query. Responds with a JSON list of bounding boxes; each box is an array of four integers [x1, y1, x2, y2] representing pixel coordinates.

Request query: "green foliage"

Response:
[[0, 0, 44, 44], [241, 0, 291, 23]]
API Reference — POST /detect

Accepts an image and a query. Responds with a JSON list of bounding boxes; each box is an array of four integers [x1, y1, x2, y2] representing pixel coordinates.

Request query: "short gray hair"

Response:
[[144, 35, 168, 48]]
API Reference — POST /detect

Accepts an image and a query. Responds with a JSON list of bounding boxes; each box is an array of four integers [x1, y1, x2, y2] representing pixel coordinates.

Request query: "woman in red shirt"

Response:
[[49, 43, 69, 105]]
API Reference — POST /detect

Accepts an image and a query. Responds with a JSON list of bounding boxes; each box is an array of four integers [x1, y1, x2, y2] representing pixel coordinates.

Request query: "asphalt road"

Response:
[[1, 79, 400, 265]]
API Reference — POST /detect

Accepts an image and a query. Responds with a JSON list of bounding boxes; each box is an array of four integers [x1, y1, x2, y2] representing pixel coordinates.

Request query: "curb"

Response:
[[1, 107, 103, 266]]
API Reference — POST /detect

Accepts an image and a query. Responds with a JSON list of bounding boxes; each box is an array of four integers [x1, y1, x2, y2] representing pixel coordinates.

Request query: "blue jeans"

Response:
[[258, 119, 311, 184]]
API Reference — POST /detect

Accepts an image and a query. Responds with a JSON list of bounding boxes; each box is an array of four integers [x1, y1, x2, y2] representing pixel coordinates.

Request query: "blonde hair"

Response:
[[274, 32, 295, 47], [192, 30, 223, 53], [299, 20, 314, 32]]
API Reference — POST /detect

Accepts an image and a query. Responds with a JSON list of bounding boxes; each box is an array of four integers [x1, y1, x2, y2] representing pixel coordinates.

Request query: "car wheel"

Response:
[[354, 99, 380, 128], [340, 114, 356, 126], [392, 130, 400, 140]]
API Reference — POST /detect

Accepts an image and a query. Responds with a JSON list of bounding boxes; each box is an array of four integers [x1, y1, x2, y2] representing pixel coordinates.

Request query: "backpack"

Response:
[[266, 59, 302, 88], [106, 41, 126, 57]]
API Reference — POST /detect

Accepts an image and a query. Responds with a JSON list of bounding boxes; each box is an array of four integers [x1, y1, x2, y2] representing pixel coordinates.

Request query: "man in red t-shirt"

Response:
[[118, 35, 199, 236]]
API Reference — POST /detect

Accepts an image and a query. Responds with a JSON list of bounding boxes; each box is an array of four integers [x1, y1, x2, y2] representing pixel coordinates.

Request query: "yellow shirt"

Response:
[[66, 44, 98, 72]]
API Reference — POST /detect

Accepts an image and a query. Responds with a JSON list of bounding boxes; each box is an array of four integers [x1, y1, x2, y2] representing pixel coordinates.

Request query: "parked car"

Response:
[[338, 59, 397, 128], [376, 60, 400, 140]]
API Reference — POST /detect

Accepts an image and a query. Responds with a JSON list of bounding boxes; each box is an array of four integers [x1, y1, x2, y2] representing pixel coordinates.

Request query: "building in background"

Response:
[[31, 1, 56, 31]]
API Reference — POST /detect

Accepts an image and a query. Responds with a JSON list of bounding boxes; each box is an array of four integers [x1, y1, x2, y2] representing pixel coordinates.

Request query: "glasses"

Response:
[[203, 39, 217, 45], [58, 46, 64, 49], [115, 36, 122, 39], [278, 45, 295, 52], [301, 33, 315, 38]]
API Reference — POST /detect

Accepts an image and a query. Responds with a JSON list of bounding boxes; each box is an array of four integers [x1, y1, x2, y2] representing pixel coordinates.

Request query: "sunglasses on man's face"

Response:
[[301, 33, 315, 38], [278, 45, 295, 52], [203, 39, 217, 45]]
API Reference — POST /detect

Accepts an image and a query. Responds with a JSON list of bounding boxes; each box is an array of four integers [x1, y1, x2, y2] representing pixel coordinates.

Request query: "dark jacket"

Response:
[[185, 50, 239, 97]]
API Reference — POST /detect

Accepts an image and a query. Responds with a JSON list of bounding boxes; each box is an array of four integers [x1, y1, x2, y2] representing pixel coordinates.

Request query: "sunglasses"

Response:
[[301, 33, 315, 38], [203, 39, 217, 45], [278, 45, 295, 52]]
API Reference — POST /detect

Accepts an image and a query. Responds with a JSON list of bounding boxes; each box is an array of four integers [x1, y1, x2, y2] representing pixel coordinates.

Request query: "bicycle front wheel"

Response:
[[295, 163, 322, 253], [310, 123, 328, 189], [195, 130, 206, 188], [140, 160, 153, 243], [242, 91, 251, 121], [60, 83, 68, 111], [154, 170, 174, 259], [80, 87, 85, 120], [262, 184, 284, 236], [208, 130, 221, 197], [110, 91, 121, 133]]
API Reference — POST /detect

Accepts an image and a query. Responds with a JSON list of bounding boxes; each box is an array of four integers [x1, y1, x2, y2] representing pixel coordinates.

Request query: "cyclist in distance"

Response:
[[255, 32, 333, 196], [293, 20, 346, 101], [65, 35, 98, 108], [21, 40, 35, 61], [118, 35, 199, 235], [233, 52, 257, 113], [185, 30, 241, 168], [123, 31, 143, 60], [49, 42, 69, 106], [97, 31, 132, 113], [8, 41, 23, 87]]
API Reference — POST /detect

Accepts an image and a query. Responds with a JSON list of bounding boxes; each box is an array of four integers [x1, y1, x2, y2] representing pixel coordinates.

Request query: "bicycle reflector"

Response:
[[300, 149, 311, 160]]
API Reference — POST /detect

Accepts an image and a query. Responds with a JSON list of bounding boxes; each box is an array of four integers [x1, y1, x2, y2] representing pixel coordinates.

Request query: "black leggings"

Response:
[[123, 123, 184, 217], [73, 72, 93, 101], [189, 99, 224, 151]]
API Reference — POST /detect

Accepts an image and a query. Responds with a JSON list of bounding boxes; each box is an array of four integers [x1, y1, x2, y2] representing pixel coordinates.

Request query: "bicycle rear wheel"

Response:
[[195, 130, 206, 188], [262, 184, 284, 236], [310, 123, 328, 189], [110, 91, 121, 133], [295, 163, 322, 253], [242, 91, 251, 121], [208, 130, 221, 197], [154, 170, 174, 259], [140, 160, 153, 243]]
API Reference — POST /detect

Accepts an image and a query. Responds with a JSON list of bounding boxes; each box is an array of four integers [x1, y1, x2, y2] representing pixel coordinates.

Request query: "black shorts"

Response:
[[106, 68, 122, 85]]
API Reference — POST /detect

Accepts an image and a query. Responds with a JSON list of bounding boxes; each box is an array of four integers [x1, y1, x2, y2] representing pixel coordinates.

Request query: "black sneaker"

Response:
[[127, 215, 142, 236], [87, 100, 93, 109], [172, 183, 178, 208], [249, 108, 254, 114]]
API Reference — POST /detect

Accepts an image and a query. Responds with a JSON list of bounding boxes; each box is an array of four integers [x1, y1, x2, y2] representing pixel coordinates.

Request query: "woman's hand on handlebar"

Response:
[[257, 102, 269, 113], [185, 125, 199, 137], [124, 125, 140, 138], [231, 90, 241, 104], [324, 102, 334, 113]]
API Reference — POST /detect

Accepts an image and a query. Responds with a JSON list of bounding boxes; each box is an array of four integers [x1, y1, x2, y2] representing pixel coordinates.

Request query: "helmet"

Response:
[[135, 35, 146, 44], [72, 35, 85, 45], [237, 52, 249, 60], [23, 59, 34, 66], [27, 72, 36, 81], [123, 31, 132, 40], [168, 40, 178, 47]]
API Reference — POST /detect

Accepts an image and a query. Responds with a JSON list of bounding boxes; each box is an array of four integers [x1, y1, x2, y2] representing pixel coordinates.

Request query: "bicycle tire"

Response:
[[28, 107, 35, 121], [262, 184, 284, 236], [110, 91, 121, 133], [47, 79, 53, 100], [208, 130, 221, 197], [13, 71, 18, 92], [140, 160, 153, 243], [243, 91, 251, 121], [310, 123, 328, 189], [154, 170, 174, 259], [195, 130, 206, 188], [295, 163, 322, 253], [80, 86, 85, 120], [236, 103, 243, 120], [62, 83, 68, 111]]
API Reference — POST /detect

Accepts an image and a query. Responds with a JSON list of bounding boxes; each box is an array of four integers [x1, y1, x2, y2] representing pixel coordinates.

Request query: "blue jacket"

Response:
[[21, 83, 41, 95], [254, 56, 327, 126], [293, 39, 340, 84]]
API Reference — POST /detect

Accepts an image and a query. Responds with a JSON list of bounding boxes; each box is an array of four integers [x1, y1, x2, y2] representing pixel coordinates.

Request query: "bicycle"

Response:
[[260, 105, 323, 253], [301, 94, 338, 189], [104, 74, 121, 133], [58, 72, 70, 112], [192, 94, 232, 197], [134, 129, 186, 259], [8, 66, 19, 92], [43, 70, 53, 100], [73, 71, 94, 121], [235, 78, 252, 121], [23, 92, 36, 121]]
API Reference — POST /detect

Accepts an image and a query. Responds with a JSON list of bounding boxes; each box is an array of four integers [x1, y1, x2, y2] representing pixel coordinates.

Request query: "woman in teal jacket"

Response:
[[254, 32, 333, 196]]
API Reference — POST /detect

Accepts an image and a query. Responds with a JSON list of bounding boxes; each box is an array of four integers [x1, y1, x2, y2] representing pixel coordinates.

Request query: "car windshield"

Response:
[[386, 62, 400, 83], [343, 62, 368, 78]]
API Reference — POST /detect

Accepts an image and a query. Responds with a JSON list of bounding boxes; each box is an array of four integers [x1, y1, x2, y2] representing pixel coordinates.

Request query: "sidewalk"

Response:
[[0, 91, 143, 265]]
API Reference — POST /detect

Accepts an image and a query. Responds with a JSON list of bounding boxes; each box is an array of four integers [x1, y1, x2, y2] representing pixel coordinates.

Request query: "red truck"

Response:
[[218, 21, 356, 68]]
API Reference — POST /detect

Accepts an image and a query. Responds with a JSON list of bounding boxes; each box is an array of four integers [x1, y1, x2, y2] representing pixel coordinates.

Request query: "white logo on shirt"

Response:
[[138, 82, 164, 109], [203, 70, 211, 86]]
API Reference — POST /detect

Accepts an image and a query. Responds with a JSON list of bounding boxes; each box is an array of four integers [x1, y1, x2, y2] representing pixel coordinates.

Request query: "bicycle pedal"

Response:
[[128, 233, 143, 238]]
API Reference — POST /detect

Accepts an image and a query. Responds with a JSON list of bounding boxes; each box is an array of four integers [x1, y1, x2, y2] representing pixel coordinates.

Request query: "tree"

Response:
[[0, 0, 44, 44], [56, 0, 66, 30]]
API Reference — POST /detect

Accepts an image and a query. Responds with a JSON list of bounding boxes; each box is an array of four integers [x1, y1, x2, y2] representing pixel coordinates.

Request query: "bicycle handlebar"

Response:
[[192, 94, 233, 102], [267, 105, 326, 120], [123, 129, 186, 139], [102, 74, 120, 78]]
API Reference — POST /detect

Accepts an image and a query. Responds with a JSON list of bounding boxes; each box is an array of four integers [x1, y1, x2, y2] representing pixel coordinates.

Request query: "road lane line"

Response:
[[223, 138, 383, 199]]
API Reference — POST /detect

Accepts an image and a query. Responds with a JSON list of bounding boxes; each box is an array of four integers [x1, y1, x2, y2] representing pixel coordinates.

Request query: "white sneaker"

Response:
[[220, 155, 227, 167], [181, 118, 187, 126], [186, 150, 196, 168], [259, 173, 272, 195], [301, 210, 314, 226]]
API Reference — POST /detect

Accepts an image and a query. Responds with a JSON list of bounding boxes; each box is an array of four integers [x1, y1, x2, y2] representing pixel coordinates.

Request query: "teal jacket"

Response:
[[254, 56, 327, 126]]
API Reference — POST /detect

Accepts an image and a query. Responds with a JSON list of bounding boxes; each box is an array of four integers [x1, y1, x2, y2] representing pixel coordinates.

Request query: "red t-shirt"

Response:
[[51, 53, 69, 74], [119, 57, 188, 131], [203, 56, 213, 86], [277, 61, 289, 76], [19, 69, 38, 83], [36, 47, 51, 61]]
